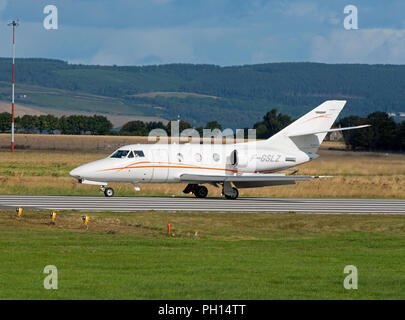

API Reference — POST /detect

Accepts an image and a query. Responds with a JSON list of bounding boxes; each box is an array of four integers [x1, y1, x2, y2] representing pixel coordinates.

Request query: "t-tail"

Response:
[[264, 100, 370, 158]]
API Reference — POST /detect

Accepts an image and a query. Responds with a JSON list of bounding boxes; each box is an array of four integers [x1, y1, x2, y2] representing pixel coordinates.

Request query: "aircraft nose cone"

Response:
[[69, 167, 82, 178], [69, 168, 78, 178], [69, 159, 108, 180]]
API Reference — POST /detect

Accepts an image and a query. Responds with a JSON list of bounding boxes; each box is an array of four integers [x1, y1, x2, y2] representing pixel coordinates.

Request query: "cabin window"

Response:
[[194, 153, 202, 162], [177, 153, 184, 162], [110, 150, 129, 158], [134, 150, 145, 157], [213, 153, 220, 162], [128, 151, 134, 158]]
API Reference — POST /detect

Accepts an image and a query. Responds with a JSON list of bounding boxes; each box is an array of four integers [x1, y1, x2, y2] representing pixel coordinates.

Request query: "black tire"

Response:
[[194, 186, 208, 198], [104, 187, 114, 197], [183, 184, 197, 194], [224, 187, 239, 200]]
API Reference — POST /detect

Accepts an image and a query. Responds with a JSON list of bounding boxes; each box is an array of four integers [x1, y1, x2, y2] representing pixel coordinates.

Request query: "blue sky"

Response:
[[1, 0, 405, 66]]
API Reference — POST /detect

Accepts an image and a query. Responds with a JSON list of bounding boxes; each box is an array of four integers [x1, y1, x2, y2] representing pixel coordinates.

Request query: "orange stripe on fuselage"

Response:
[[124, 165, 241, 173], [100, 161, 199, 172], [99, 161, 252, 174], [98, 159, 309, 175], [100, 161, 237, 172]]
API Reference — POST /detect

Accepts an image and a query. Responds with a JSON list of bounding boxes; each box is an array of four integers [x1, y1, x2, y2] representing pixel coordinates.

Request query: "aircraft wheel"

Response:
[[183, 184, 197, 194], [104, 187, 114, 197], [224, 187, 239, 200], [194, 186, 208, 198]]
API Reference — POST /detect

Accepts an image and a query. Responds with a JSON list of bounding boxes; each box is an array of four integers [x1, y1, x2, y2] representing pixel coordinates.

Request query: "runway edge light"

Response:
[[49, 211, 56, 224], [82, 215, 89, 229], [16, 207, 22, 217]]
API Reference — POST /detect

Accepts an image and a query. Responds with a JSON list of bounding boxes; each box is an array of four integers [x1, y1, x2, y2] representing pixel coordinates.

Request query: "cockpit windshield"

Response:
[[110, 150, 129, 158]]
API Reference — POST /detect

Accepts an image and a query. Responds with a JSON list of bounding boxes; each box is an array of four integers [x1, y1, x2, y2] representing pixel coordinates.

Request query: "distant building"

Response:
[[388, 112, 405, 123], [329, 130, 343, 141]]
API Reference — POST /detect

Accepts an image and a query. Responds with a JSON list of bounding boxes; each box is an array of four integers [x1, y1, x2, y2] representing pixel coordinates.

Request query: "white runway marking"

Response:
[[0, 195, 404, 214]]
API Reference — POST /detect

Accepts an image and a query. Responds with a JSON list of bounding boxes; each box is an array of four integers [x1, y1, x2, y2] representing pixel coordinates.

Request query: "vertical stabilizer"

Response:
[[265, 100, 347, 156]]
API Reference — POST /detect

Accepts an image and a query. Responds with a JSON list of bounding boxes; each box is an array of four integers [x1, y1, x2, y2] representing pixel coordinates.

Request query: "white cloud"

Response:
[[310, 28, 405, 64], [106, 28, 195, 65], [82, 28, 202, 66], [0, 18, 243, 66], [4, 7, 405, 67], [68, 26, 235, 66]]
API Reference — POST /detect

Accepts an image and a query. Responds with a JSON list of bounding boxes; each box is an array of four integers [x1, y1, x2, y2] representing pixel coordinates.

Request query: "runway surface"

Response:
[[0, 195, 404, 214]]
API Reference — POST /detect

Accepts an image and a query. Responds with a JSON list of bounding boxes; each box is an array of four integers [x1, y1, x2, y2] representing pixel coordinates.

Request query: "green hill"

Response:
[[0, 58, 404, 128]]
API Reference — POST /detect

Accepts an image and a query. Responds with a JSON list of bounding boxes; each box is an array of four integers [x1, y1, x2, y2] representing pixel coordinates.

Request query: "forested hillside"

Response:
[[0, 58, 404, 128]]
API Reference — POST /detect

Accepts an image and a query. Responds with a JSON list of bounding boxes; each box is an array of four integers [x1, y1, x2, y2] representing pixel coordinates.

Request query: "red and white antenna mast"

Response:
[[7, 20, 19, 153]]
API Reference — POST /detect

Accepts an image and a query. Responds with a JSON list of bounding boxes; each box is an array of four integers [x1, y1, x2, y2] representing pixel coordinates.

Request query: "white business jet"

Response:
[[69, 100, 369, 199]]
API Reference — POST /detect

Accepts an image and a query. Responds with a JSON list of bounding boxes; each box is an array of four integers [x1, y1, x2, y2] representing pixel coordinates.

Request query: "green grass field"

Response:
[[1, 209, 405, 299], [0, 147, 404, 299]]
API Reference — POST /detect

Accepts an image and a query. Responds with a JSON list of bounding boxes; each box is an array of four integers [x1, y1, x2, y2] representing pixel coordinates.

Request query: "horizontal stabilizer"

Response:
[[288, 125, 371, 137]]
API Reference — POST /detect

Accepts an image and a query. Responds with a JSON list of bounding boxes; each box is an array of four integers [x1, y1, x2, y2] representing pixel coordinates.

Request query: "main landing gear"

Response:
[[222, 181, 239, 200], [183, 183, 239, 200], [223, 187, 239, 200], [100, 186, 114, 197], [183, 184, 208, 198]]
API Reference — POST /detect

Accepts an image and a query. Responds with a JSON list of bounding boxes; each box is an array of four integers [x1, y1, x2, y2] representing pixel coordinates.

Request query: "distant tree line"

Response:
[[0, 113, 112, 135], [1, 109, 404, 152], [119, 119, 223, 136], [251, 108, 405, 152], [120, 111, 405, 152], [337, 112, 405, 152]]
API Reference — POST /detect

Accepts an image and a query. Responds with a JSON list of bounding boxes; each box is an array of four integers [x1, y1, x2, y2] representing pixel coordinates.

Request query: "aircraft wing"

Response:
[[180, 173, 324, 188]]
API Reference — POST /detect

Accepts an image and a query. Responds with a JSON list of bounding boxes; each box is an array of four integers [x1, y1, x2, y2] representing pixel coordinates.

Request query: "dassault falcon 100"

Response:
[[69, 100, 369, 199]]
